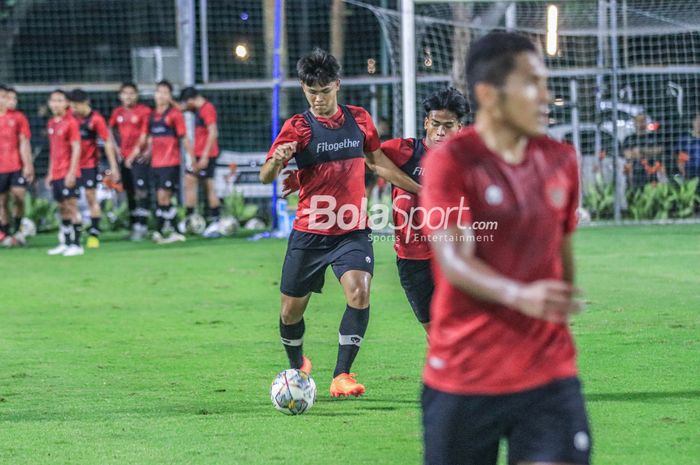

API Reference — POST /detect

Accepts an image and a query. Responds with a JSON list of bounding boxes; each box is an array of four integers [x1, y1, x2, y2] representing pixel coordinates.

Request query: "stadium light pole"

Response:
[[400, 0, 416, 138], [270, 0, 283, 231]]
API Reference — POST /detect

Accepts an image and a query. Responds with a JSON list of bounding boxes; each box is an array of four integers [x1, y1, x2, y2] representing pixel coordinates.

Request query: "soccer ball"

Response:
[[218, 215, 239, 236], [244, 218, 266, 230], [270, 369, 316, 415], [178, 213, 206, 234], [20, 218, 37, 237]]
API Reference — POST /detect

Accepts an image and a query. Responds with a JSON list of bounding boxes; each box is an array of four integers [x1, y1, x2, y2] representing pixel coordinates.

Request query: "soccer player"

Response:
[[0, 85, 34, 247], [69, 89, 120, 248], [420, 32, 591, 465], [109, 82, 152, 240], [260, 48, 420, 397], [380, 88, 467, 332], [45, 90, 83, 257], [179, 86, 222, 236], [140, 80, 189, 244]]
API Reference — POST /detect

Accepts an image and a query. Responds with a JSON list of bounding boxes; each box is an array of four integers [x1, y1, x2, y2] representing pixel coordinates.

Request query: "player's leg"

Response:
[[155, 187, 171, 239], [204, 177, 221, 224], [184, 170, 198, 219], [49, 182, 74, 255], [84, 187, 101, 247], [66, 195, 83, 255], [396, 258, 434, 333], [9, 183, 27, 246], [131, 162, 150, 240], [278, 230, 329, 373], [120, 161, 136, 231], [508, 377, 591, 465], [422, 385, 501, 465], [0, 190, 8, 241], [329, 229, 374, 396]]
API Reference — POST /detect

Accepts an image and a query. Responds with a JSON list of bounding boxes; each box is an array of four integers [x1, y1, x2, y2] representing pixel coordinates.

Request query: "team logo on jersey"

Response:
[[48, 128, 54, 135], [485, 185, 503, 206], [117, 116, 124, 123], [574, 431, 590, 451], [545, 175, 568, 210]]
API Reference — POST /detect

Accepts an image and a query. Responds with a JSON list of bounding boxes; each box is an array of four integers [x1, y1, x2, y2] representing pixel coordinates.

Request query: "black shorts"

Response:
[[152, 166, 180, 191], [52, 178, 80, 202], [280, 228, 374, 298], [0, 170, 26, 193], [130, 161, 150, 191], [79, 167, 99, 189], [397, 258, 434, 324], [423, 377, 592, 465], [186, 158, 216, 179]]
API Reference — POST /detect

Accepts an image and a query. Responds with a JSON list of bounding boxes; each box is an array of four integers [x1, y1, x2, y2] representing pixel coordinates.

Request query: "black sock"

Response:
[[280, 318, 305, 369], [186, 207, 195, 217], [164, 206, 177, 233], [334, 305, 370, 377], [73, 223, 82, 246], [0, 223, 8, 235], [209, 206, 221, 222], [89, 217, 101, 237], [155, 205, 167, 233], [61, 220, 72, 245], [13, 217, 21, 234]]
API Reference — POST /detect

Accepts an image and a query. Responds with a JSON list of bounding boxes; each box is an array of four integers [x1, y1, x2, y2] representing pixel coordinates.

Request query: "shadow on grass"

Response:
[[587, 390, 700, 402]]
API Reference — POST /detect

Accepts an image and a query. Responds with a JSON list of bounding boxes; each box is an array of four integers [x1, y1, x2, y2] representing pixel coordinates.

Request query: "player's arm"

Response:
[[98, 118, 120, 182], [260, 142, 297, 184], [65, 140, 81, 188], [197, 122, 218, 169], [561, 234, 575, 284], [365, 148, 420, 194], [19, 134, 34, 183], [126, 133, 148, 168], [45, 153, 53, 188], [431, 227, 581, 323]]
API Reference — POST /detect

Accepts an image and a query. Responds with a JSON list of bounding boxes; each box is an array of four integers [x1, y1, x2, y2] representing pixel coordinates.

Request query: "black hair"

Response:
[[296, 48, 340, 87], [50, 89, 67, 98], [120, 81, 138, 92], [6, 87, 16, 94], [466, 32, 538, 109], [423, 87, 469, 120], [69, 88, 89, 103], [156, 79, 173, 93], [0, 84, 7, 92], [179, 86, 199, 101]]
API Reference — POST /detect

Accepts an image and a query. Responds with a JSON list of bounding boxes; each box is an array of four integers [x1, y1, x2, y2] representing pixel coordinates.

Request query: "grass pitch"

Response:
[[1, 225, 698, 464]]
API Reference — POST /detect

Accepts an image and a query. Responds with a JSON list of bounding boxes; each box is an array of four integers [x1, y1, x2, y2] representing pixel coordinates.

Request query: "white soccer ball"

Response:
[[20, 218, 37, 237], [270, 369, 316, 415], [218, 215, 239, 236], [179, 213, 206, 234], [244, 218, 266, 230]]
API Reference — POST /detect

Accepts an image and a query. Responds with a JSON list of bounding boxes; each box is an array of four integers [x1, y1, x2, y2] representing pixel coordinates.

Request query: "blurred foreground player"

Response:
[[260, 48, 419, 397], [46, 90, 83, 257], [69, 88, 120, 248], [0, 85, 34, 247], [380, 87, 467, 332], [420, 32, 591, 465]]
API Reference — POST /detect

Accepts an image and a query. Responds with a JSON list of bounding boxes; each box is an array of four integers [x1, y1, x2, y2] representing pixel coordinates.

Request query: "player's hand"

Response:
[[513, 280, 583, 324], [271, 142, 297, 167], [22, 166, 35, 184], [65, 173, 76, 189], [110, 169, 121, 184], [282, 169, 301, 198], [125, 155, 135, 169], [44, 176, 51, 189]]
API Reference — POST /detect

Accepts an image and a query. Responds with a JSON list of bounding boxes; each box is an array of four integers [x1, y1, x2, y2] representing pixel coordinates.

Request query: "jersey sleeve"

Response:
[[347, 105, 380, 153], [420, 143, 472, 233], [140, 108, 151, 135], [171, 110, 186, 138], [17, 112, 31, 138], [108, 108, 118, 128], [265, 115, 311, 167], [68, 118, 81, 143], [94, 114, 110, 141], [381, 138, 415, 168], [201, 103, 217, 126], [563, 148, 580, 234]]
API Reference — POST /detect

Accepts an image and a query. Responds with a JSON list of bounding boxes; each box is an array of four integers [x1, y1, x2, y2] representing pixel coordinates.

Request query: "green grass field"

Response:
[[1, 225, 698, 464]]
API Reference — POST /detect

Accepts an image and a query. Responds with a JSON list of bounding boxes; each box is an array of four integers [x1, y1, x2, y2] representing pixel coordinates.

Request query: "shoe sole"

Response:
[[330, 387, 365, 398]]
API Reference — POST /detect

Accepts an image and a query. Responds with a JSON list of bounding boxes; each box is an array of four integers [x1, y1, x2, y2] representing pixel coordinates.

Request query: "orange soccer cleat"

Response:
[[300, 356, 312, 375], [330, 373, 365, 398]]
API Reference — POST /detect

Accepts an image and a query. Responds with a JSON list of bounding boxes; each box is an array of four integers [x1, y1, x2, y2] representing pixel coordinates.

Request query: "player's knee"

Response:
[[347, 285, 370, 308], [280, 305, 304, 324]]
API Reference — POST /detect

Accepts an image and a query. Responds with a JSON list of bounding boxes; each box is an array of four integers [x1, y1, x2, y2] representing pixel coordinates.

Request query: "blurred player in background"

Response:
[[141, 80, 190, 244], [380, 87, 467, 332], [420, 32, 591, 465], [0, 85, 34, 247], [179, 86, 222, 237], [260, 48, 419, 398], [109, 82, 151, 241], [46, 90, 83, 257], [69, 89, 120, 248]]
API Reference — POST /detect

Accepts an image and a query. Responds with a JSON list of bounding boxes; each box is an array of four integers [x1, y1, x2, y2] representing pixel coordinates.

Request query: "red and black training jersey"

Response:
[[48, 114, 81, 180], [420, 126, 580, 395], [74, 111, 109, 169], [147, 106, 186, 168], [109, 103, 151, 157], [380, 137, 432, 260], [266, 104, 380, 236], [0, 110, 31, 174], [194, 100, 219, 158]]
